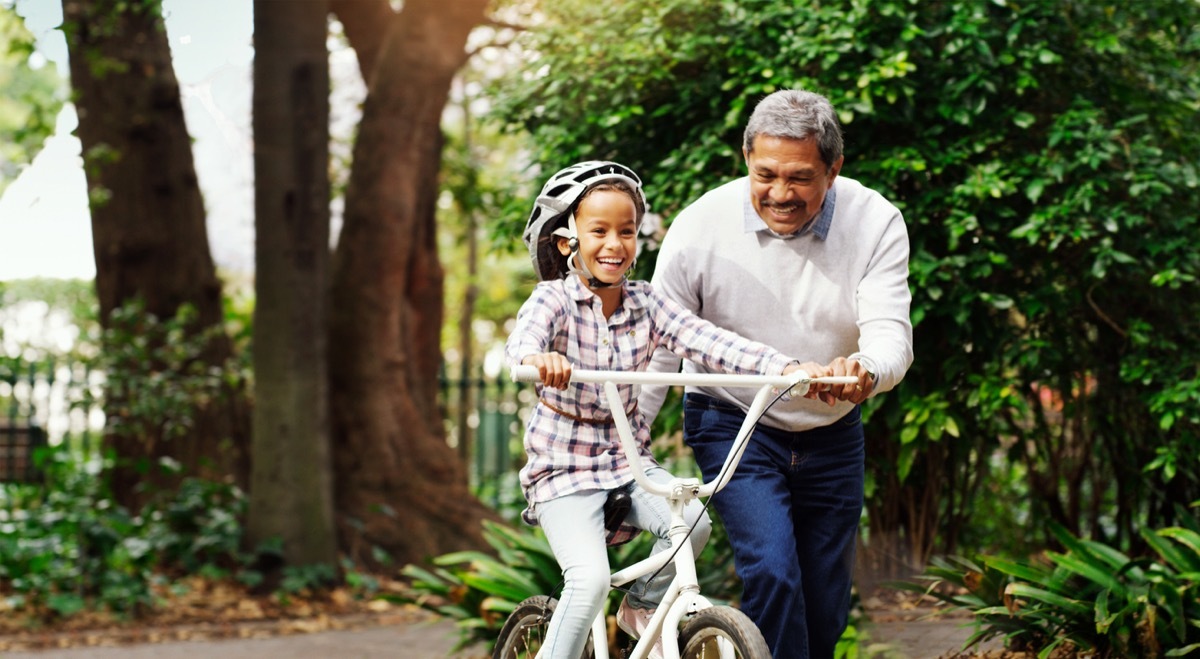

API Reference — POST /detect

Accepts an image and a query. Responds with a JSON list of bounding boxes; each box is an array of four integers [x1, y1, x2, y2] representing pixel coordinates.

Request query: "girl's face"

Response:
[[558, 189, 639, 287]]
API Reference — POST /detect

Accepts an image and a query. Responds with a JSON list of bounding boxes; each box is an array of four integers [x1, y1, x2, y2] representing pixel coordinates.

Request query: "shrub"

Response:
[[896, 518, 1200, 657]]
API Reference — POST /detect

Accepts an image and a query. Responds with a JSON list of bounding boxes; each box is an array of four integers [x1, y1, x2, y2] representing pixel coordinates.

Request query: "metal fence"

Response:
[[0, 357, 105, 481], [438, 366, 533, 502], [0, 356, 529, 491]]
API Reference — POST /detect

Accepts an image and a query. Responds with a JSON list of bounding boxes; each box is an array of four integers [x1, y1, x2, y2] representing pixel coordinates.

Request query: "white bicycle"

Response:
[[494, 366, 857, 659]]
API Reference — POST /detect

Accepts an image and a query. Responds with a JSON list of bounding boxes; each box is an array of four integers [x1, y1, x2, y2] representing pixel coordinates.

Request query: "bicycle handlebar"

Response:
[[509, 365, 858, 388], [509, 365, 859, 500]]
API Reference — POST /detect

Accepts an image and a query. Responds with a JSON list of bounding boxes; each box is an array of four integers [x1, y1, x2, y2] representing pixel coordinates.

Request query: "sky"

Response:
[[0, 0, 255, 280]]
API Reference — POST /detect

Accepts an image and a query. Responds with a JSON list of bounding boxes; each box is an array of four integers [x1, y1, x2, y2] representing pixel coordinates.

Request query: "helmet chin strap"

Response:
[[551, 213, 628, 289]]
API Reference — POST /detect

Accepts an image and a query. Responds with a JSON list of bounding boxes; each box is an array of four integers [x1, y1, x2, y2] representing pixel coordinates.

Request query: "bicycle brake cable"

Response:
[[621, 385, 791, 602]]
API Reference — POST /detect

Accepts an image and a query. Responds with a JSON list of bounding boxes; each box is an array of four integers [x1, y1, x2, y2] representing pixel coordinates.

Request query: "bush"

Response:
[[0, 447, 249, 618], [896, 517, 1200, 657]]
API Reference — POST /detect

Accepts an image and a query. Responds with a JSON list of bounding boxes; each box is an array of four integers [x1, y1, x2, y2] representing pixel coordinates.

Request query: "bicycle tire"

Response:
[[493, 595, 595, 659], [679, 606, 771, 659]]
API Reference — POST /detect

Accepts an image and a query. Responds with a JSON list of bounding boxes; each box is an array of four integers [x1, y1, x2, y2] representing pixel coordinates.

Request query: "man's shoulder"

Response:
[[834, 176, 901, 217], [686, 177, 747, 211], [668, 177, 747, 235]]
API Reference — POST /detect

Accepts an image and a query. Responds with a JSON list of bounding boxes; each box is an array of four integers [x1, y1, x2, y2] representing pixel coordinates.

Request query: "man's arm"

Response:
[[847, 207, 913, 394]]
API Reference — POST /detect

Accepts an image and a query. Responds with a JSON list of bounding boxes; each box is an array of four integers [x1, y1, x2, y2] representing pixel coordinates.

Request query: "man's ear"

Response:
[[829, 154, 845, 182]]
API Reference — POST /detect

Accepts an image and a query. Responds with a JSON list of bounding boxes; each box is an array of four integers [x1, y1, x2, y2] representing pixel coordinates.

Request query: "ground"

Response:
[[0, 575, 417, 653], [0, 579, 1065, 657]]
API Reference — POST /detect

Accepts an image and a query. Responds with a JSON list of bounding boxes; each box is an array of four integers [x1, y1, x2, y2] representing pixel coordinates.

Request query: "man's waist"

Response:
[[684, 389, 852, 432]]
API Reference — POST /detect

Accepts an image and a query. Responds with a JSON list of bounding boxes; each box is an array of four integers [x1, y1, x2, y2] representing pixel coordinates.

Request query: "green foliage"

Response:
[[489, 0, 1200, 560], [0, 448, 248, 617], [95, 298, 247, 457], [895, 518, 1200, 657], [0, 2, 66, 197], [400, 520, 564, 649]]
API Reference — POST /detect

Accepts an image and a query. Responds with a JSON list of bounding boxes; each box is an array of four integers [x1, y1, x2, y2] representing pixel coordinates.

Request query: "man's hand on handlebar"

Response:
[[522, 352, 573, 389], [798, 357, 875, 406]]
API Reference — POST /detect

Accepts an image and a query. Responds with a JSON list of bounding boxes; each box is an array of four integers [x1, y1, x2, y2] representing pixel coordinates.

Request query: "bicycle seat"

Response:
[[603, 488, 632, 532]]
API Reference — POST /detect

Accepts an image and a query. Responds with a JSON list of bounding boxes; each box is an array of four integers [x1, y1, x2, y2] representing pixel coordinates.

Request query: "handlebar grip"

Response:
[[816, 376, 859, 385], [510, 364, 542, 382]]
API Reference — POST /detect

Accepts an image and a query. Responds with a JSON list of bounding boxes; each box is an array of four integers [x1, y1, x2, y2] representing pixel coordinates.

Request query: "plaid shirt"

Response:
[[505, 276, 793, 542]]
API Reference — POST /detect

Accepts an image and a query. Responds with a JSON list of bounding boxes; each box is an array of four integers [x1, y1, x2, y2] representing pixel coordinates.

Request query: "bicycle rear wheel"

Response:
[[679, 606, 770, 658], [493, 595, 594, 659]]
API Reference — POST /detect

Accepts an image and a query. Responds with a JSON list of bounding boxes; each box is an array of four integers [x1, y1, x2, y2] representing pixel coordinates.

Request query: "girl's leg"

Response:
[[623, 466, 712, 609], [536, 490, 612, 659]]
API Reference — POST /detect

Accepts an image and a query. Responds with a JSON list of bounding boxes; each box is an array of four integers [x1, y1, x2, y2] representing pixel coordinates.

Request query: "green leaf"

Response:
[[1006, 583, 1090, 616], [1045, 550, 1124, 594], [983, 556, 1052, 584]]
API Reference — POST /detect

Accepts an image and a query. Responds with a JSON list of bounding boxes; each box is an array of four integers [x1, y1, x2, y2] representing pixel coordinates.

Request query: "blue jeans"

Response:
[[684, 393, 864, 659]]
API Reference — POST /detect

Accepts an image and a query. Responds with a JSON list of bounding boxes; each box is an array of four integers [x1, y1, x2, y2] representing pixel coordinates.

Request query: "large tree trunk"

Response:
[[246, 0, 337, 568], [328, 0, 494, 567], [61, 0, 248, 509]]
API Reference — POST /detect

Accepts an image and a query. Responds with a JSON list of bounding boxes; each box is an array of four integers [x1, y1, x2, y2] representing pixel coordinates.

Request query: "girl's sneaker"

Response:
[[616, 597, 665, 659]]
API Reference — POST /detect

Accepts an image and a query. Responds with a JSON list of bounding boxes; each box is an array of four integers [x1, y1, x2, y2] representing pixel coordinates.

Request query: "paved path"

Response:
[[0, 604, 1002, 659], [0, 615, 487, 659]]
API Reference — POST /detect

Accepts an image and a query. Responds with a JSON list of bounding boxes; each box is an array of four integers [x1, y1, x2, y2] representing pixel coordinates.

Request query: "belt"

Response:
[[540, 398, 639, 426]]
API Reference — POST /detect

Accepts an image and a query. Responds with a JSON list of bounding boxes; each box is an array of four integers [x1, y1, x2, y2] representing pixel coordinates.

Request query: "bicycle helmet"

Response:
[[522, 161, 648, 285]]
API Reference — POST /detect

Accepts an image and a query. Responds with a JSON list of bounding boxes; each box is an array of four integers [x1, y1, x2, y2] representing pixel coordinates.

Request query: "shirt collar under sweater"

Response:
[[741, 178, 837, 240]]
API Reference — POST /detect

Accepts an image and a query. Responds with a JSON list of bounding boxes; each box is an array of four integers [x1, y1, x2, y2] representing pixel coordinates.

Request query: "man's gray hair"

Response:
[[743, 89, 844, 169]]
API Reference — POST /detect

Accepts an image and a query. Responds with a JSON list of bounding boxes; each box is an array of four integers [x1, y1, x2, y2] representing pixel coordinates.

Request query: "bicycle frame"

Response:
[[509, 366, 856, 659]]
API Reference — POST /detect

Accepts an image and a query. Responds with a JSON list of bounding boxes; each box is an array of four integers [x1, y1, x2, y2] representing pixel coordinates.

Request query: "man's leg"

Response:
[[683, 394, 808, 657], [789, 406, 865, 658]]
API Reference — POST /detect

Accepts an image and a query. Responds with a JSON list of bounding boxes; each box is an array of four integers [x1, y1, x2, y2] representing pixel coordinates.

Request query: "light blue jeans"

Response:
[[535, 467, 712, 659]]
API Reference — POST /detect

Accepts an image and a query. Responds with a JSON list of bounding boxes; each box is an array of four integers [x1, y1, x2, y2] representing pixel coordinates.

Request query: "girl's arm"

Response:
[[505, 283, 571, 388], [647, 287, 795, 377]]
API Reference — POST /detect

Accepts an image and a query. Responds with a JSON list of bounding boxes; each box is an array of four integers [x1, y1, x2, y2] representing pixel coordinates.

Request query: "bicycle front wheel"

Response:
[[679, 606, 770, 659], [493, 595, 594, 659]]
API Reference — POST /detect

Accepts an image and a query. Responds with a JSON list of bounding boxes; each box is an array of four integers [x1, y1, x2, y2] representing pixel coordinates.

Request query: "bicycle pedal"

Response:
[[604, 489, 632, 532]]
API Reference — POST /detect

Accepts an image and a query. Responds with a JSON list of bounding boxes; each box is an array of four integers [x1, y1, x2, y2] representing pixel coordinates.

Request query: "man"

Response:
[[640, 89, 913, 658]]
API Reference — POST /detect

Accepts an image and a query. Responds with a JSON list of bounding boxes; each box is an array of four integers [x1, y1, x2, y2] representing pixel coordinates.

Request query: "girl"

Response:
[[506, 161, 803, 658]]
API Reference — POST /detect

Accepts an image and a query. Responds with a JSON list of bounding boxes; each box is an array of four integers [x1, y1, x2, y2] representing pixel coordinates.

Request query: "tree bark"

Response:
[[61, 0, 248, 509], [247, 0, 338, 568], [328, 0, 495, 567]]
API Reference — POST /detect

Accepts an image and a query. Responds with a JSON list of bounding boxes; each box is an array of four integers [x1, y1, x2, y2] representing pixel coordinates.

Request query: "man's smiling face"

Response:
[[745, 134, 842, 235]]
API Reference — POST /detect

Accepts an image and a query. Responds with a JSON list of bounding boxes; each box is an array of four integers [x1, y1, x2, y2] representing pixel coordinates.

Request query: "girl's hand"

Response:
[[522, 352, 572, 389]]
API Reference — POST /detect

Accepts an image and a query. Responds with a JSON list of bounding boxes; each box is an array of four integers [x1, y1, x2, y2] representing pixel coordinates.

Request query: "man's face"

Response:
[[744, 134, 843, 235]]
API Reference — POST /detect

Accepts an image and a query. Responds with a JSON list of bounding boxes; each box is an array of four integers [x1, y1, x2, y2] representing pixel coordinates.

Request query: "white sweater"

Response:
[[641, 175, 914, 431]]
